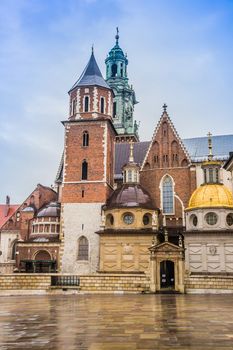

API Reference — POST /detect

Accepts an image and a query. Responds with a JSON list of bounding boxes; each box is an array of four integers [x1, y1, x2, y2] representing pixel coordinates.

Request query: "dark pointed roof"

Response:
[[69, 51, 110, 92]]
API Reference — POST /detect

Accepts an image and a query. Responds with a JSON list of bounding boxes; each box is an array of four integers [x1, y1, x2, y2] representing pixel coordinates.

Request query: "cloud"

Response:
[[1, 0, 233, 202]]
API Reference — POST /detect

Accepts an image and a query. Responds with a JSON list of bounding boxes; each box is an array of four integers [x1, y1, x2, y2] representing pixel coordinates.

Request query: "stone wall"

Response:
[[185, 274, 233, 293], [0, 273, 150, 294]]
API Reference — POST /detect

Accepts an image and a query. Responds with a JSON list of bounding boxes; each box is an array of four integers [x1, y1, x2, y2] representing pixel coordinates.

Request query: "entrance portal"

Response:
[[160, 260, 175, 289]]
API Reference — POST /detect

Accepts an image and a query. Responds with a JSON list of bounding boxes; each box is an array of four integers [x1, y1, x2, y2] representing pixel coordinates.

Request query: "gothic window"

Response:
[[171, 140, 179, 166], [77, 236, 88, 260], [111, 64, 117, 77], [82, 160, 88, 180], [84, 96, 89, 112], [113, 102, 117, 118], [162, 175, 174, 214], [100, 97, 105, 114], [83, 131, 89, 147]]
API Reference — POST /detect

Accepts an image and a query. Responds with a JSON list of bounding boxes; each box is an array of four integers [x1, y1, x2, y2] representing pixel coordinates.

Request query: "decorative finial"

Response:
[[163, 103, 167, 113], [129, 140, 134, 163], [207, 131, 213, 161], [91, 44, 94, 54], [115, 27, 119, 45]]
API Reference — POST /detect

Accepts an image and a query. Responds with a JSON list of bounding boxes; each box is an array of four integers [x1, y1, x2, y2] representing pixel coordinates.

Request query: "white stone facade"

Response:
[[185, 233, 233, 273], [61, 203, 102, 274]]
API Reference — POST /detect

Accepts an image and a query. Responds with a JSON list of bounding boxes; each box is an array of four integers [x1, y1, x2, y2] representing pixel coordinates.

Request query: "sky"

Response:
[[1, 0, 233, 203]]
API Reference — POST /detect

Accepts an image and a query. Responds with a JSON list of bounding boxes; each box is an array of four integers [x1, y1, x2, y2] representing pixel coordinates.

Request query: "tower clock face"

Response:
[[123, 213, 134, 225]]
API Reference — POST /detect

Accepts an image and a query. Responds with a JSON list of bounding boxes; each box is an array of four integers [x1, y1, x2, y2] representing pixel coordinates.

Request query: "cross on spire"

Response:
[[115, 27, 119, 45], [163, 103, 167, 113], [207, 131, 213, 161]]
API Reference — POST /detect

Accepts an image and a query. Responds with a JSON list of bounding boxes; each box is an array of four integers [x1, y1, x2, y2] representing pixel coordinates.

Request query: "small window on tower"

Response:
[[82, 160, 88, 180], [113, 102, 117, 118], [83, 131, 89, 147], [100, 97, 105, 114], [84, 96, 89, 112], [111, 64, 117, 77], [72, 98, 77, 116]]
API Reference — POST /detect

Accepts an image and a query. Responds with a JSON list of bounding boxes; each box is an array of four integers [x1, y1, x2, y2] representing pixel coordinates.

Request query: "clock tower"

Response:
[[105, 28, 139, 142]]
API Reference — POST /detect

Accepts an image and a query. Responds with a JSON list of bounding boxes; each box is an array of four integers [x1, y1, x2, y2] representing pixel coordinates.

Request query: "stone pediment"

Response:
[[149, 241, 183, 253]]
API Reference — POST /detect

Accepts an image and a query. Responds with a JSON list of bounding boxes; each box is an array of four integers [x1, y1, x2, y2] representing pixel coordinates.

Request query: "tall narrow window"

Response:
[[83, 131, 89, 147], [72, 98, 77, 116], [82, 160, 88, 180], [111, 64, 117, 77], [84, 96, 89, 112], [113, 102, 117, 118], [77, 236, 88, 260], [209, 168, 213, 183], [100, 97, 105, 114], [162, 176, 174, 214]]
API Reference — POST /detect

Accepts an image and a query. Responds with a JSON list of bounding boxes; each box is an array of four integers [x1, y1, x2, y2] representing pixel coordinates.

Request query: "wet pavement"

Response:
[[0, 294, 233, 349]]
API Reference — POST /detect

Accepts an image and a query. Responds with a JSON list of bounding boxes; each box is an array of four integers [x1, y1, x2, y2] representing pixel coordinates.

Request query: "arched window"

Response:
[[84, 96, 89, 112], [111, 64, 117, 77], [100, 97, 105, 114], [83, 131, 89, 147], [77, 236, 88, 260], [162, 176, 174, 214], [82, 160, 88, 180]]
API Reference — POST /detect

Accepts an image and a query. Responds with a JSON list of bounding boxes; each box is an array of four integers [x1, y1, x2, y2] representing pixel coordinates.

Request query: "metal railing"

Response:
[[51, 275, 80, 287]]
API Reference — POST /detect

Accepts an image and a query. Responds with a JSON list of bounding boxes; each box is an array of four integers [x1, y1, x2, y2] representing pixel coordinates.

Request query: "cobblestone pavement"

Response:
[[0, 294, 233, 349]]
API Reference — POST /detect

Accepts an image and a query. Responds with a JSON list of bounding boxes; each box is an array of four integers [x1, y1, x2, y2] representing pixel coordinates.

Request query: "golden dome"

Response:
[[187, 184, 233, 210]]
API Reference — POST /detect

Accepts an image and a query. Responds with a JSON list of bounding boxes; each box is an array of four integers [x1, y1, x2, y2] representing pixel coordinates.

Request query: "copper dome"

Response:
[[106, 184, 155, 209], [37, 202, 60, 218]]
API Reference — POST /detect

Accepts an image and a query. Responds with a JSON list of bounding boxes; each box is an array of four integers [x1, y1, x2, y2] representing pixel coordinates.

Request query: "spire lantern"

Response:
[[207, 131, 213, 161], [201, 132, 221, 184], [122, 141, 140, 184]]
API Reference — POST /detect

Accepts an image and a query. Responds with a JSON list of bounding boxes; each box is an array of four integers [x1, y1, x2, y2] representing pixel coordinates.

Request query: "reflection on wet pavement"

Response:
[[0, 294, 233, 349]]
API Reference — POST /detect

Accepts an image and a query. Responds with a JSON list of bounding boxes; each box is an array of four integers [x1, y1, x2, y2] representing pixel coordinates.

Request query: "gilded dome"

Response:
[[187, 184, 233, 210]]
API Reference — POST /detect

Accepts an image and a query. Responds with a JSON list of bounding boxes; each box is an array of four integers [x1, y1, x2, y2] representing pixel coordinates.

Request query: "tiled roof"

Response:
[[0, 204, 20, 229], [69, 52, 110, 92], [115, 134, 233, 176], [55, 134, 233, 181], [183, 135, 233, 162]]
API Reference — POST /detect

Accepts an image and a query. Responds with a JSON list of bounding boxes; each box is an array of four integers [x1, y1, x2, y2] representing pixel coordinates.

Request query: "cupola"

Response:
[[185, 133, 233, 231]]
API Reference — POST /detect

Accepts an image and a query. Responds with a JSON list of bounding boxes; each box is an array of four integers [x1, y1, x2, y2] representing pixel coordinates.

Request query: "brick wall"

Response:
[[0, 273, 150, 293]]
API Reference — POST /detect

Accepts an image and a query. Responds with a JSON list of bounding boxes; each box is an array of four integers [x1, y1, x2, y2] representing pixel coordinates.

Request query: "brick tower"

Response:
[[60, 49, 116, 273]]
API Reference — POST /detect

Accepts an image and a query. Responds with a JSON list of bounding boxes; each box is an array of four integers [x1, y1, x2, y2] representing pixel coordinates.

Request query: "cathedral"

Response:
[[1, 30, 233, 293]]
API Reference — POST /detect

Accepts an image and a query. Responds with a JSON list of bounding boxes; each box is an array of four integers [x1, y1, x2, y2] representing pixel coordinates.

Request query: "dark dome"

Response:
[[37, 202, 60, 218], [106, 184, 155, 209]]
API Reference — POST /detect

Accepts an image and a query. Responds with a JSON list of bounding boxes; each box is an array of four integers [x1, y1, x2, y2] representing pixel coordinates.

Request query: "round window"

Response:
[[143, 214, 150, 225], [123, 213, 134, 225], [226, 213, 233, 226], [205, 212, 218, 225]]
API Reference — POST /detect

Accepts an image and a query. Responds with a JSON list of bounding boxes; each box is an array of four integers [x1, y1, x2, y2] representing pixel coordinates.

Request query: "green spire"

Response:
[[105, 28, 139, 140]]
